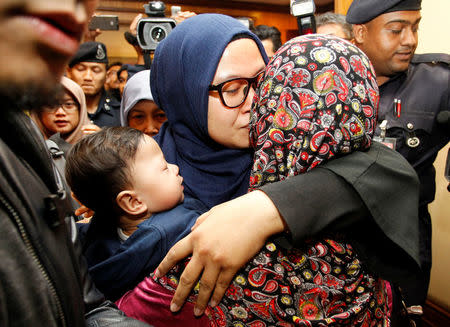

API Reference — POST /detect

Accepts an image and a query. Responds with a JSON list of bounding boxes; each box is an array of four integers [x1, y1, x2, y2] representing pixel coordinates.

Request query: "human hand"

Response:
[[128, 14, 144, 62], [190, 213, 207, 231], [83, 28, 102, 42], [81, 123, 101, 135], [83, 13, 102, 41], [74, 205, 94, 218], [155, 190, 286, 316], [71, 192, 95, 218], [171, 11, 197, 25], [130, 14, 143, 36]]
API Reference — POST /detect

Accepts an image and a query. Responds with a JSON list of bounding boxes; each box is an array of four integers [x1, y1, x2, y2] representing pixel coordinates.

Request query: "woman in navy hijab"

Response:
[[152, 13, 268, 209]]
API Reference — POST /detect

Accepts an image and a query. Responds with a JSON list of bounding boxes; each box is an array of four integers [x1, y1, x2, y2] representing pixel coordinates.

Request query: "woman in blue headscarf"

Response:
[[152, 14, 267, 209]]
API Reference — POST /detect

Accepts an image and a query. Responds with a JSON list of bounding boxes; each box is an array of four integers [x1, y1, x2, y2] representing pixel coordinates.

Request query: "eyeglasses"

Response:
[[209, 71, 264, 109], [42, 101, 79, 113]]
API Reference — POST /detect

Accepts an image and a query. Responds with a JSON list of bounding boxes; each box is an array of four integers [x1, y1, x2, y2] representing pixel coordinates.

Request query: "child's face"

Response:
[[131, 135, 184, 213]]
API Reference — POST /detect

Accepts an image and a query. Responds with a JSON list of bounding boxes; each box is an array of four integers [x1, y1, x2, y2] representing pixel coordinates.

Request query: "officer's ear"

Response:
[[352, 24, 367, 45]]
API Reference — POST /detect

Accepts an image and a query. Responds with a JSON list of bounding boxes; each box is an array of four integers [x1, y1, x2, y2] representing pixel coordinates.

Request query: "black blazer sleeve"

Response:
[[261, 142, 421, 280]]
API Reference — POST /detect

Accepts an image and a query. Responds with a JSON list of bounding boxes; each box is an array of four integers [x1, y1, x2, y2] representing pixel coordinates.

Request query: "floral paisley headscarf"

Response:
[[249, 34, 379, 188]]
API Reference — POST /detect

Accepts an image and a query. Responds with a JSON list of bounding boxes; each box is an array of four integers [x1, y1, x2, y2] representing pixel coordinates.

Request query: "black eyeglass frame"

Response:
[[208, 71, 264, 109], [42, 101, 79, 113]]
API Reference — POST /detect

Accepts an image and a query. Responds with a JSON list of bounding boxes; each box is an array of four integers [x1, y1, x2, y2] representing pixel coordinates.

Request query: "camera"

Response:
[[290, 0, 316, 35], [137, 1, 176, 51]]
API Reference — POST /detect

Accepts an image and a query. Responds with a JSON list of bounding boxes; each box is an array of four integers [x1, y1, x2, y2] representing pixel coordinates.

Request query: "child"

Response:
[[65, 126, 206, 300]]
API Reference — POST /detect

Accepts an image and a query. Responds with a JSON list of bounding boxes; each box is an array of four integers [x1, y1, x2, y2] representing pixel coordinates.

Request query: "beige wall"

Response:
[[417, 0, 450, 309]]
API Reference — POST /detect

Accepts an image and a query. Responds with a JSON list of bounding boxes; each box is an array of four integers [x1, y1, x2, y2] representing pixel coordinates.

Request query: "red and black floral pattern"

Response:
[[156, 35, 389, 326]]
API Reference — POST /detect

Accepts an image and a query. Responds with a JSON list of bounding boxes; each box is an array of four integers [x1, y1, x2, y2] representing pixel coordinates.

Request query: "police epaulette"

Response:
[[412, 53, 450, 65]]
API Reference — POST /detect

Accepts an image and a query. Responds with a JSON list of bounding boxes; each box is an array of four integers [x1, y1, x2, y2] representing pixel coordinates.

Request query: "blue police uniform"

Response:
[[346, 0, 450, 318], [88, 90, 121, 127], [375, 53, 450, 306]]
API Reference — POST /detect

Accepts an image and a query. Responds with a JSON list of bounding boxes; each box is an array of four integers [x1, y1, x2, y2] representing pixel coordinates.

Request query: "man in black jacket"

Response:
[[347, 0, 450, 318], [0, 0, 150, 326]]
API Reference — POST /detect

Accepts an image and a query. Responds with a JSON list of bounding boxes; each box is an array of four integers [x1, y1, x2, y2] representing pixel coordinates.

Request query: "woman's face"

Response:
[[208, 38, 266, 149], [40, 91, 80, 137], [127, 100, 167, 137]]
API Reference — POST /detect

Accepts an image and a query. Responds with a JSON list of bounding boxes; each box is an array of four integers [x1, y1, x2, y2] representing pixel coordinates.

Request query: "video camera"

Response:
[[136, 1, 176, 51]]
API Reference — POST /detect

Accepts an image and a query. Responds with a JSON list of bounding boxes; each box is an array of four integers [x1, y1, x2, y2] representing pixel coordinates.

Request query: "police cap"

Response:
[[68, 41, 108, 68], [346, 0, 422, 24]]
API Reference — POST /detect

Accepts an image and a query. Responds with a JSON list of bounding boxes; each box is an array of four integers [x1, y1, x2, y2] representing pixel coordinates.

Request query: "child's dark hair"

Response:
[[66, 126, 145, 236]]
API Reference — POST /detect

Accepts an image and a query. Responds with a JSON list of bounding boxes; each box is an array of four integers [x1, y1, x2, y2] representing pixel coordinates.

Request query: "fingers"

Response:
[[74, 206, 94, 218], [74, 206, 88, 217], [209, 268, 236, 308], [191, 211, 209, 231], [193, 264, 220, 316], [169, 255, 204, 313], [130, 14, 143, 34], [155, 235, 193, 277]]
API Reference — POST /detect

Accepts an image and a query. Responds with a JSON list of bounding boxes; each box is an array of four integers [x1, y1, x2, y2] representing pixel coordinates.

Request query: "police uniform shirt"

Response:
[[376, 53, 450, 207], [89, 90, 121, 127]]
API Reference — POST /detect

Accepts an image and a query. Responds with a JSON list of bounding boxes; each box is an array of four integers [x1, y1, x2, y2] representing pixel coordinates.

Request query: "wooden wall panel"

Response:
[[334, 0, 353, 15], [94, 0, 333, 63]]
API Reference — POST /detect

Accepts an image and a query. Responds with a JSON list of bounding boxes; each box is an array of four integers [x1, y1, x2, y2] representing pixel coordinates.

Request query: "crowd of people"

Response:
[[1, 0, 448, 326]]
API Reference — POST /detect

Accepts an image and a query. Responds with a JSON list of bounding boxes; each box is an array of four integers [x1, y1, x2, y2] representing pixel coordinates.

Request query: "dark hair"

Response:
[[66, 127, 144, 235], [230, 33, 254, 43], [315, 12, 353, 40], [254, 24, 282, 53], [107, 61, 123, 70], [117, 65, 129, 81]]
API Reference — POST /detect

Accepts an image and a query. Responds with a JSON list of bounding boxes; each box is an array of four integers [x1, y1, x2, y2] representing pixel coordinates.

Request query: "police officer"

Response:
[[67, 41, 121, 127], [347, 0, 450, 321]]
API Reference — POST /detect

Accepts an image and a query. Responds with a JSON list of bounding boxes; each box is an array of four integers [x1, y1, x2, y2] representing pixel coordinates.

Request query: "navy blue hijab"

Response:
[[152, 14, 268, 209]]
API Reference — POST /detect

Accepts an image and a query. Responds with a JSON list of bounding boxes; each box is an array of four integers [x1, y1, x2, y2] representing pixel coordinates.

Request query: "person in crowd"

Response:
[[120, 70, 167, 137], [105, 61, 123, 101], [123, 14, 146, 67], [66, 41, 121, 127], [66, 127, 204, 301], [118, 65, 129, 98], [31, 76, 100, 154], [0, 0, 151, 326], [109, 13, 419, 322], [117, 66, 129, 97], [347, 0, 450, 320], [316, 12, 354, 41], [116, 64, 147, 99], [253, 24, 282, 59], [117, 33, 400, 326]]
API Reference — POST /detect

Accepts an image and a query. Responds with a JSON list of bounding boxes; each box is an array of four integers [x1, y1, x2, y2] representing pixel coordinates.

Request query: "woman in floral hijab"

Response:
[[229, 34, 386, 326]]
